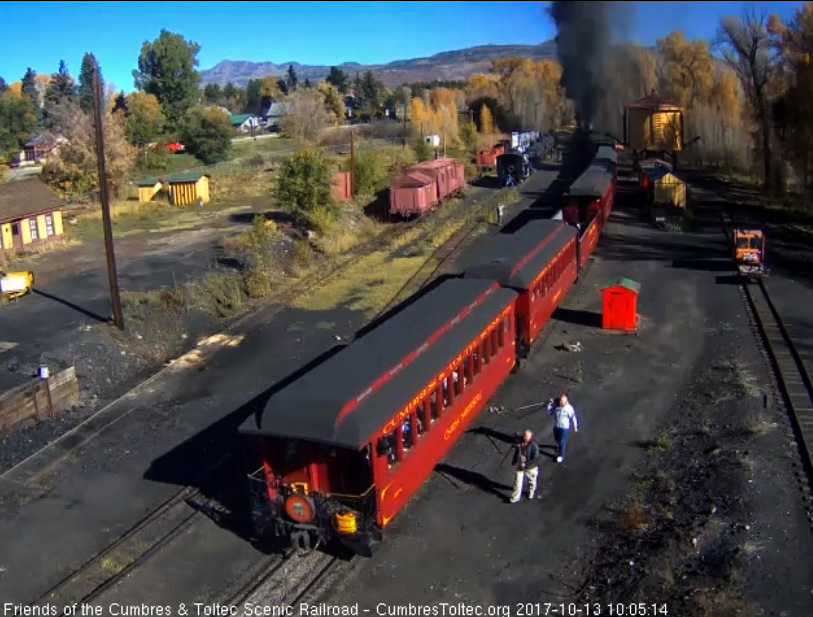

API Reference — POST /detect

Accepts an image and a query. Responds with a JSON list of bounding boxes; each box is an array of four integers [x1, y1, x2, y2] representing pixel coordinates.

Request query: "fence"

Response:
[[0, 366, 79, 434]]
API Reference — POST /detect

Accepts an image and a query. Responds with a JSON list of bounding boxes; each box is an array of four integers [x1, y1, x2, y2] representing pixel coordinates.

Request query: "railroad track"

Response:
[[723, 214, 813, 486], [230, 552, 341, 614], [30, 452, 234, 610], [370, 189, 516, 322]]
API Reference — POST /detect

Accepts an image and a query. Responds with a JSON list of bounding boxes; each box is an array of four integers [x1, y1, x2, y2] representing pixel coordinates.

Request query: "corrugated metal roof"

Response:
[[600, 277, 641, 293], [230, 113, 253, 125]]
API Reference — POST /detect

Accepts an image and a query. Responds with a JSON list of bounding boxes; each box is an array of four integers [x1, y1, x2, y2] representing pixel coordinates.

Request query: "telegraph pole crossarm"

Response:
[[92, 64, 124, 330]]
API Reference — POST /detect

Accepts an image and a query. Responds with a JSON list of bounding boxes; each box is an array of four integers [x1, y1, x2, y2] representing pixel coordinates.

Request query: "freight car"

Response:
[[239, 142, 615, 557], [389, 157, 465, 217]]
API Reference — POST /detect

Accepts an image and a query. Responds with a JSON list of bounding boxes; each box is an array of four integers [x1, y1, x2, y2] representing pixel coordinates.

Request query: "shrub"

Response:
[[308, 204, 337, 235], [413, 137, 432, 162], [274, 148, 337, 228], [352, 151, 385, 196], [179, 106, 233, 164]]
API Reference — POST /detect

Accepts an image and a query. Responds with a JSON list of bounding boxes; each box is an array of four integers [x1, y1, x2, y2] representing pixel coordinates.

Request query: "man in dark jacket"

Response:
[[509, 429, 540, 503]]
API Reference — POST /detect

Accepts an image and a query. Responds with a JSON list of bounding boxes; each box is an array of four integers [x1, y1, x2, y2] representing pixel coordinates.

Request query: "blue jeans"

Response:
[[553, 427, 570, 459]]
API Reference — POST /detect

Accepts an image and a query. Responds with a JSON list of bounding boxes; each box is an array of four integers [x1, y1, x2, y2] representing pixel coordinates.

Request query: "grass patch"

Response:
[[290, 250, 426, 316]]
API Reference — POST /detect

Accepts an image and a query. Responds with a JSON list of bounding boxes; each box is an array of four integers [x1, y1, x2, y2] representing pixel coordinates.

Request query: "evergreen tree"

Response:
[[112, 91, 128, 114], [43, 60, 77, 132], [203, 83, 221, 104], [326, 67, 349, 94], [286, 65, 298, 92], [78, 53, 102, 114], [0, 76, 7, 95], [21, 68, 38, 108], [133, 29, 201, 129], [304, 78, 311, 89]]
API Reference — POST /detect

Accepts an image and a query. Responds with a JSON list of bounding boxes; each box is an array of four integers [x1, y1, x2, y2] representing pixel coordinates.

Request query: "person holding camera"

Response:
[[509, 429, 540, 503], [548, 394, 578, 463]]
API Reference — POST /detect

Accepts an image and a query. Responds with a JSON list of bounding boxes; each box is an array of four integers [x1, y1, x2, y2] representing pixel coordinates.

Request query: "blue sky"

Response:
[[0, 0, 807, 93]]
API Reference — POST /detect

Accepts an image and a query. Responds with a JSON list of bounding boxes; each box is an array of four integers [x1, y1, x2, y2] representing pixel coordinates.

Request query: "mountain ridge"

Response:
[[200, 41, 558, 87]]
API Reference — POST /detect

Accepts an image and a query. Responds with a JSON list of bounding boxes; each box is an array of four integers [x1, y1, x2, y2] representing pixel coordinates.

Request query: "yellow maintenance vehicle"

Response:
[[731, 228, 768, 280], [0, 270, 34, 300]]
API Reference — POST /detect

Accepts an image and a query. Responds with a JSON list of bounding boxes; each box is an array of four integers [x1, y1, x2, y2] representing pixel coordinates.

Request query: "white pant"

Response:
[[510, 467, 538, 502]]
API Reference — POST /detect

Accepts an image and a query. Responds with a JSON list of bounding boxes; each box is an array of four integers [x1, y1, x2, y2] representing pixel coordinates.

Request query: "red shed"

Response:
[[331, 171, 352, 201], [599, 277, 640, 331]]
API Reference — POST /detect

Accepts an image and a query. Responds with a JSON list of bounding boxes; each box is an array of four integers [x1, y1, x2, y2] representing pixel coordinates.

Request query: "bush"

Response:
[[459, 122, 478, 154], [179, 106, 233, 164], [413, 137, 432, 162], [247, 153, 265, 167], [352, 151, 384, 196], [244, 267, 272, 298], [133, 147, 171, 175], [274, 148, 338, 228], [308, 204, 337, 235]]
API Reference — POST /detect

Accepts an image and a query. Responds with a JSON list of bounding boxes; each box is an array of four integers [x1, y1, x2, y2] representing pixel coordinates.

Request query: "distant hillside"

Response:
[[200, 41, 557, 88]]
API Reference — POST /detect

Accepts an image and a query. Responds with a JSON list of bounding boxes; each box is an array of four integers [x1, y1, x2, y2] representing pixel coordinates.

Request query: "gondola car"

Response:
[[456, 220, 579, 358], [389, 157, 464, 217], [240, 278, 518, 556], [496, 150, 531, 186]]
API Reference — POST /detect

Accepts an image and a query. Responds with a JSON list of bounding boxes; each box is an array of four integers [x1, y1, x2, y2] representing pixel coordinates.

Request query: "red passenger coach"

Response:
[[457, 220, 579, 356], [561, 165, 614, 228], [239, 278, 518, 556]]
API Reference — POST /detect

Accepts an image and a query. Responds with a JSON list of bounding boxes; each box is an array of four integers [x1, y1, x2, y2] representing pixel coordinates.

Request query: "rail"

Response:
[[370, 188, 516, 322], [29, 451, 233, 610], [723, 213, 813, 484]]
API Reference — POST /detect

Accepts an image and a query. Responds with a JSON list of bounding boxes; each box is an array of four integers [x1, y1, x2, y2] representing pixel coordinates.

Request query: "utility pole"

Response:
[[443, 120, 447, 158], [350, 129, 355, 199], [92, 64, 124, 330]]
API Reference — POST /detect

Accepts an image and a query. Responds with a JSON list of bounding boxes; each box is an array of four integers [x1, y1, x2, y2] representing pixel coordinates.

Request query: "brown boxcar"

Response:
[[389, 170, 438, 216]]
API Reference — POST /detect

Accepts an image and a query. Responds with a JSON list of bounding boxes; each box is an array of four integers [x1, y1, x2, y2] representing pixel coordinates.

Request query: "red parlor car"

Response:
[[240, 278, 518, 555]]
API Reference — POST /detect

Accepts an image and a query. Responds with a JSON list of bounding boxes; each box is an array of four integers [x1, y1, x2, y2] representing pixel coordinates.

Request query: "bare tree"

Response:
[[717, 12, 776, 190], [279, 90, 331, 142]]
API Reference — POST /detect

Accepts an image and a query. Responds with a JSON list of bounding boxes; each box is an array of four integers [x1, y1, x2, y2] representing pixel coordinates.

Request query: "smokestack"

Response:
[[549, 1, 626, 130]]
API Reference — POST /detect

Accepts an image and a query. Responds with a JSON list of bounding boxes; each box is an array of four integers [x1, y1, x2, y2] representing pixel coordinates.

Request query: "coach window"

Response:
[[491, 329, 498, 357], [454, 364, 462, 396], [377, 431, 399, 468], [465, 354, 474, 384], [418, 399, 428, 435], [430, 386, 439, 422], [403, 412, 418, 451], [481, 338, 489, 366]]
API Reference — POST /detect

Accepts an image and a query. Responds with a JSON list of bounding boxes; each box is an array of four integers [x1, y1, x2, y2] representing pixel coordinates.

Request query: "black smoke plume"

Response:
[[549, 1, 628, 130]]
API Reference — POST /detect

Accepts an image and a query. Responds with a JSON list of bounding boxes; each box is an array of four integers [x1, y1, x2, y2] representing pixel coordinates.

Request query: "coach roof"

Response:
[[240, 278, 517, 449], [566, 166, 613, 198], [457, 220, 576, 289]]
